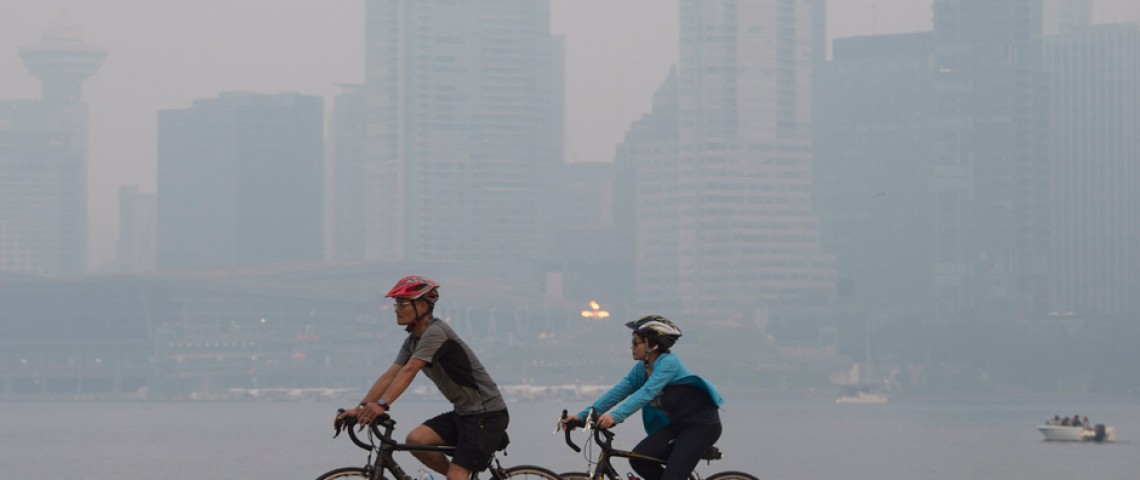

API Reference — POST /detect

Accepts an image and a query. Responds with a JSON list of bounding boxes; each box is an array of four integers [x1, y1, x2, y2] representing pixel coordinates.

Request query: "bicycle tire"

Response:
[[558, 472, 591, 480], [501, 465, 562, 480], [315, 466, 370, 480], [705, 471, 758, 480]]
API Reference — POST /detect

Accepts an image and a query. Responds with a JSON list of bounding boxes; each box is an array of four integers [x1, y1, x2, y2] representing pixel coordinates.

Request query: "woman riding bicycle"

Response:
[[562, 315, 724, 480]]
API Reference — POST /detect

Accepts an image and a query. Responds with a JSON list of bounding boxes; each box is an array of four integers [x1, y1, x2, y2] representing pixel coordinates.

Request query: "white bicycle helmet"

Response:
[[625, 315, 683, 348]]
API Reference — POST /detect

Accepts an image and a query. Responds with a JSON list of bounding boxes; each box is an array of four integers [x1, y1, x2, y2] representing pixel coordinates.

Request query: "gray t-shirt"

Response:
[[395, 318, 507, 415]]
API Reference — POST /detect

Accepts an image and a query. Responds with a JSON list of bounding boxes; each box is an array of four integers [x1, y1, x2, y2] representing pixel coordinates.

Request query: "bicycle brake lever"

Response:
[[333, 408, 347, 438], [554, 409, 569, 435]]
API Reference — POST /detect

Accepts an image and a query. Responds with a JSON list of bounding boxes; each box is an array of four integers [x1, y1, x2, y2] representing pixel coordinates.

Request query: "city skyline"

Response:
[[4, 0, 1140, 405], [4, 0, 1138, 269]]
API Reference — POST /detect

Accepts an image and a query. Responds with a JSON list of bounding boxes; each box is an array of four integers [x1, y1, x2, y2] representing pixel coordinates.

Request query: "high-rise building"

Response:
[[814, 32, 938, 317], [0, 27, 104, 276], [548, 160, 635, 309], [114, 186, 156, 273], [1045, 24, 1140, 315], [156, 92, 324, 270], [623, 1, 836, 320], [328, 85, 367, 262], [932, 0, 1049, 321], [1044, 0, 1091, 35], [360, 0, 563, 287]]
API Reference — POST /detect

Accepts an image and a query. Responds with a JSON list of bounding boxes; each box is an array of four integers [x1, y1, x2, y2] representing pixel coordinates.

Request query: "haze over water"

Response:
[[3, 395, 1137, 479]]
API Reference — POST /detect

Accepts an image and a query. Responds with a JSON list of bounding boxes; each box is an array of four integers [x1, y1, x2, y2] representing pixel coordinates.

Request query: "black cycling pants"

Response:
[[629, 421, 722, 480]]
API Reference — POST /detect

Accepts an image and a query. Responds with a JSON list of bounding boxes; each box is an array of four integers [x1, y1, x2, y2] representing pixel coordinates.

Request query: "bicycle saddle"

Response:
[[701, 446, 722, 460], [664, 437, 721, 461], [497, 431, 511, 451]]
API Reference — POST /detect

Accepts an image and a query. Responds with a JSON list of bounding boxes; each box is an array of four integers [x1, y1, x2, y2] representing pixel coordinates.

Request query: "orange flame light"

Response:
[[581, 300, 610, 319]]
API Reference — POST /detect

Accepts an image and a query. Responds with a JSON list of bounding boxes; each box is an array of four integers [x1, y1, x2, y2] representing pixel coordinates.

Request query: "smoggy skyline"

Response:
[[2, 0, 1139, 269]]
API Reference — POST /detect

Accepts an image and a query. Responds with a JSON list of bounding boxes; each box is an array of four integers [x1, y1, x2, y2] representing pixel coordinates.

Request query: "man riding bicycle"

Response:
[[336, 276, 509, 480]]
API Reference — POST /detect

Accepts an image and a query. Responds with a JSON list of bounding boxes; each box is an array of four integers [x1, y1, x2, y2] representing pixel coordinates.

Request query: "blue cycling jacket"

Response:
[[577, 353, 724, 435]]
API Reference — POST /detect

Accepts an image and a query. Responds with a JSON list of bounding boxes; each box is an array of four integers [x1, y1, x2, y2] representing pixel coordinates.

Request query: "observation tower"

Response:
[[19, 26, 106, 102]]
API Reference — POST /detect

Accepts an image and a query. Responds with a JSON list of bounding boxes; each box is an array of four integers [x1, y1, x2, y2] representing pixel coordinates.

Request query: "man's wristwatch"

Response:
[[377, 399, 390, 410]]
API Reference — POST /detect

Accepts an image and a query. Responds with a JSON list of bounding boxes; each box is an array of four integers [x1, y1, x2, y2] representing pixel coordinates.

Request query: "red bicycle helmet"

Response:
[[385, 276, 440, 304]]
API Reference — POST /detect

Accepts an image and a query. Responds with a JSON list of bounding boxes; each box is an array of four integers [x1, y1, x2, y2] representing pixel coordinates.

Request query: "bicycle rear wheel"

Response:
[[561, 470, 699, 480], [501, 465, 562, 480], [315, 466, 370, 479], [705, 471, 758, 480]]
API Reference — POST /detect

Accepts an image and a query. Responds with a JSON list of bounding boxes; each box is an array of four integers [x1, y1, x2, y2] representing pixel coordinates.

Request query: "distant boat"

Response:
[[836, 316, 889, 405], [1037, 424, 1115, 442], [835, 385, 888, 405]]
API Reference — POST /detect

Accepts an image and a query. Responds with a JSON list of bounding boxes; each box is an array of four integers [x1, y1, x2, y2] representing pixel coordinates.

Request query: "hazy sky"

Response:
[[1, 0, 1138, 269]]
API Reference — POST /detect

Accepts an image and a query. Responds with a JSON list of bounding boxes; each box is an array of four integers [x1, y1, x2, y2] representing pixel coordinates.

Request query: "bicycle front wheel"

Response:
[[501, 465, 562, 480], [315, 467, 370, 480], [558, 472, 590, 480], [705, 471, 758, 480]]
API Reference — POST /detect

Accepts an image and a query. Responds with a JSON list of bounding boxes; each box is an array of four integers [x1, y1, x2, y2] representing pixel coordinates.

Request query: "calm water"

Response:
[[2, 392, 1138, 479]]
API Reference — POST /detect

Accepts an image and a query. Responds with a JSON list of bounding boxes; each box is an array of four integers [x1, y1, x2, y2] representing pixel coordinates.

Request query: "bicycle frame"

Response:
[[340, 411, 509, 480], [339, 413, 441, 480], [590, 444, 672, 480], [559, 410, 694, 480], [324, 410, 562, 480], [558, 408, 729, 478]]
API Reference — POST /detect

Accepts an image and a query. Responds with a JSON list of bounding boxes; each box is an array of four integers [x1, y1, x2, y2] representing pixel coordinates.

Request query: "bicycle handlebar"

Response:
[[559, 408, 617, 453], [556, 409, 725, 465], [560, 409, 583, 452], [335, 408, 396, 451]]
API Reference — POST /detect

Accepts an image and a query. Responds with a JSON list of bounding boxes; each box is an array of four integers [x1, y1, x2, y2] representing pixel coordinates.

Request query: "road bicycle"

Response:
[[318, 410, 561, 480], [555, 410, 756, 480]]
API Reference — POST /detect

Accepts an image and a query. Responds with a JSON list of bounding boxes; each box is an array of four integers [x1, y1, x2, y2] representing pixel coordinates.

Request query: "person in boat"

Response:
[[561, 315, 724, 480], [1082, 416, 1090, 428], [1052, 415, 1061, 425], [1060, 416, 1071, 426]]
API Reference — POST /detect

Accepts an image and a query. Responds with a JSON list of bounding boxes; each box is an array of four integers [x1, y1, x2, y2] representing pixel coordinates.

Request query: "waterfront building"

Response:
[[328, 85, 367, 262], [931, 0, 1049, 321], [156, 92, 324, 270], [114, 186, 156, 273], [359, 0, 564, 288], [0, 264, 582, 400], [1044, 0, 1091, 35], [550, 160, 635, 310], [623, 0, 837, 321], [1045, 23, 1140, 315], [814, 32, 938, 318]]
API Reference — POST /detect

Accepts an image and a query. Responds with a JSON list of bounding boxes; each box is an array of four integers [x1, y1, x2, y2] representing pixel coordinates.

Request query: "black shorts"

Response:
[[422, 409, 509, 471]]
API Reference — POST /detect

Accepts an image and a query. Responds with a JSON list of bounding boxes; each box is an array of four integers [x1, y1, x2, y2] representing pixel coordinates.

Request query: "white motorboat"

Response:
[[1037, 424, 1115, 442]]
